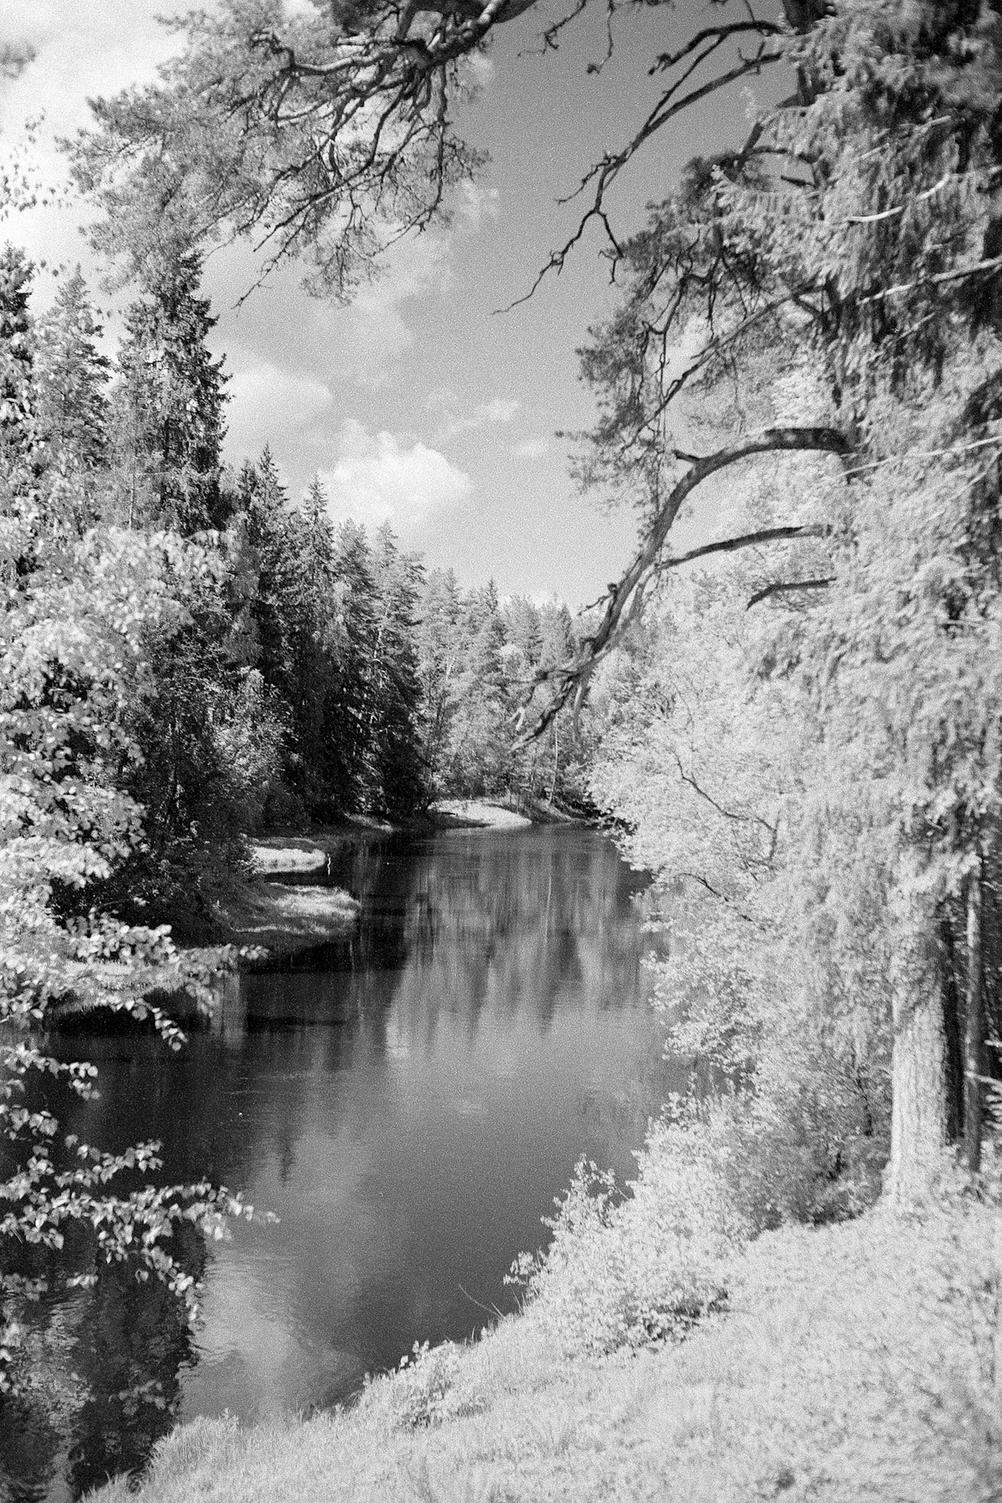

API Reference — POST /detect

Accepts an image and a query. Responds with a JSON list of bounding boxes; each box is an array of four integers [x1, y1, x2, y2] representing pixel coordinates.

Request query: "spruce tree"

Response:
[[328, 517, 379, 814], [369, 522, 426, 819], [110, 252, 226, 534], [34, 267, 110, 474], [415, 567, 463, 794]]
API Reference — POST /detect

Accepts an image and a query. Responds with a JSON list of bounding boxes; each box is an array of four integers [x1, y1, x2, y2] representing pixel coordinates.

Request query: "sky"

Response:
[[0, 0, 782, 606]]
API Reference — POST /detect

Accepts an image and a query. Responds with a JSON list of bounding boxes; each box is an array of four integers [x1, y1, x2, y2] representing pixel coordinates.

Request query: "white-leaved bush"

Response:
[[509, 1102, 750, 1359], [0, 435, 250, 1392]]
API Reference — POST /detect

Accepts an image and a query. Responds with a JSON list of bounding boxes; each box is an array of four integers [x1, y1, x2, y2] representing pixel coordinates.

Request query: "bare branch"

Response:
[[746, 577, 834, 608], [670, 751, 776, 836], [653, 524, 825, 577], [517, 426, 849, 743], [507, 41, 784, 306], [650, 19, 783, 76], [858, 252, 1002, 305]]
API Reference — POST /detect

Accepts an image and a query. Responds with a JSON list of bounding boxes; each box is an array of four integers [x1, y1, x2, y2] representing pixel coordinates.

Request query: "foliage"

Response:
[[365, 1339, 470, 1430], [508, 1108, 748, 1359], [0, 502, 251, 1392]]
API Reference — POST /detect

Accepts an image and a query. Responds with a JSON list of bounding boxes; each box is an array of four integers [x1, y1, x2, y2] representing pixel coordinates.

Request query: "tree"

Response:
[[0, 242, 35, 464], [555, 2, 1002, 1197], [446, 580, 513, 795], [369, 523, 427, 818], [34, 267, 111, 489], [110, 252, 228, 534], [415, 566, 464, 793], [0, 496, 248, 1392], [67, 2, 837, 297], [328, 516, 380, 813]]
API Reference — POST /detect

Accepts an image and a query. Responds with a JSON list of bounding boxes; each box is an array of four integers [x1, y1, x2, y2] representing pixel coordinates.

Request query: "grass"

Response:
[[86, 1189, 1000, 1503], [214, 877, 358, 955]]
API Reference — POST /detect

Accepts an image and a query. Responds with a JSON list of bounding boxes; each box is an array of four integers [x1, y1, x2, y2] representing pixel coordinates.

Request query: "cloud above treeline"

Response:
[[318, 419, 472, 533], [426, 387, 521, 440]]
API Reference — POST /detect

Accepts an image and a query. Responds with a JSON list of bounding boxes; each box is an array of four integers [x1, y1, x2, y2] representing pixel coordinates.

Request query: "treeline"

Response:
[[0, 243, 581, 933]]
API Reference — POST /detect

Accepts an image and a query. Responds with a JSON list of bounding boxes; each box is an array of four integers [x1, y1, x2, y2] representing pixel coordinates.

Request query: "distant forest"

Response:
[[0, 244, 584, 933]]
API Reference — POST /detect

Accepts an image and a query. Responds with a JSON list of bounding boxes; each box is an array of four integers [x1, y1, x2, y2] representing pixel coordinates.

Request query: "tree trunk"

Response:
[[965, 853, 985, 1173], [885, 871, 948, 1202], [940, 914, 964, 1142]]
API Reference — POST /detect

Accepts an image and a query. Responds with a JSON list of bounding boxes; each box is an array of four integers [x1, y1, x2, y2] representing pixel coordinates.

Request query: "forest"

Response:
[[5, 0, 1002, 1497]]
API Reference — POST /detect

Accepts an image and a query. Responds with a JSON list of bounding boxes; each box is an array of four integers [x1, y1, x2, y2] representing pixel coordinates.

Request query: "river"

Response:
[[2, 824, 676, 1502]]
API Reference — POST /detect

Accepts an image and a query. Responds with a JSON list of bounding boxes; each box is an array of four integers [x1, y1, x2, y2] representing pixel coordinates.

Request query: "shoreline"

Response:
[[217, 800, 574, 963]]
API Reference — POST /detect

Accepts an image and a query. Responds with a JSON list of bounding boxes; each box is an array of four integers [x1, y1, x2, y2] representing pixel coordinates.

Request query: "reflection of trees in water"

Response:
[[386, 831, 648, 1045], [242, 831, 648, 1050], [0, 1219, 205, 1502]]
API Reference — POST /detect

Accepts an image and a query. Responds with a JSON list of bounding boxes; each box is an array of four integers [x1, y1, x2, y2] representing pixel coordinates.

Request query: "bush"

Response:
[[510, 1105, 750, 1359]]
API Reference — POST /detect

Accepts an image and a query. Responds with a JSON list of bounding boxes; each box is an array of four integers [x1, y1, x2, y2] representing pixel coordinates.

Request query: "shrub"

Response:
[[511, 1105, 750, 1359]]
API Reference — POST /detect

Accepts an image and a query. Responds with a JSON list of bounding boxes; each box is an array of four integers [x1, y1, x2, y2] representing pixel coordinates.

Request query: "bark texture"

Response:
[[885, 874, 948, 1202]]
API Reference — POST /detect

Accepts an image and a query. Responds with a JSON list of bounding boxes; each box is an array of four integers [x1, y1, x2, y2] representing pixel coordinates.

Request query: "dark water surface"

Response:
[[3, 825, 675, 1501]]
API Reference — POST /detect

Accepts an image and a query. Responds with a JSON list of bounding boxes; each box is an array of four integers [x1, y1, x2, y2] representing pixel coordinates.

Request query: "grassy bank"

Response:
[[214, 807, 563, 955], [211, 835, 361, 958], [88, 1178, 998, 1503]]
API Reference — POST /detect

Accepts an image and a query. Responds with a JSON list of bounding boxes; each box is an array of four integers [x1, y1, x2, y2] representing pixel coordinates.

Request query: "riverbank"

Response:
[[88, 1188, 996, 1503], [215, 803, 573, 958]]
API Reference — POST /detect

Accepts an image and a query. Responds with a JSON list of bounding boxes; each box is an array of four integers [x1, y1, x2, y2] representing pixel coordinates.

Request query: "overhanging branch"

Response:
[[653, 524, 824, 577], [517, 426, 849, 742], [746, 576, 834, 608]]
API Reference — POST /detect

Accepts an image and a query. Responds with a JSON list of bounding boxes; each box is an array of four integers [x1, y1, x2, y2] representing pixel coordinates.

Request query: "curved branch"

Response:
[[518, 426, 849, 742]]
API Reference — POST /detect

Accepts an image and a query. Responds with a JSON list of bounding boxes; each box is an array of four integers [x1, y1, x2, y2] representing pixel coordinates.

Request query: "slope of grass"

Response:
[[87, 1191, 999, 1503]]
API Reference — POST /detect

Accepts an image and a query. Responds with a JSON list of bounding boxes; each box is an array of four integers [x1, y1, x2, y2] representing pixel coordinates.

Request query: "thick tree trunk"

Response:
[[885, 875, 948, 1202], [965, 855, 985, 1173]]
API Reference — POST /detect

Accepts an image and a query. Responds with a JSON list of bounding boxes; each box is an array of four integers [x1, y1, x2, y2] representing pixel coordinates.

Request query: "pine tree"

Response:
[[34, 267, 110, 474], [369, 522, 426, 818], [416, 567, 463, 793], [110, 253, 227, 534]]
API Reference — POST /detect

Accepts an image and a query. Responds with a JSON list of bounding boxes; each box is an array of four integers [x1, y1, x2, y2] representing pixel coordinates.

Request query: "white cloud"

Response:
[[318, 419, 471, 532], [512, 437, 550, 459], [342, 234, 452, 385], [452, 179, 500, 232], [426, 388, 520, 440], [225, 363, 334, 464]]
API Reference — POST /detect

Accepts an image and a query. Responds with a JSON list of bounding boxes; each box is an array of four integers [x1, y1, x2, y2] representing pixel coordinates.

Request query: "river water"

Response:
[[2, 824, 675, 1502]]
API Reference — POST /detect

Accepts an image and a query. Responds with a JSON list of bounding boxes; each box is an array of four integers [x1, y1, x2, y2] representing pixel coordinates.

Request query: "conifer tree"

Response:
[[328, 517, 379, 813], [416, 567, 464, 793], [447, 581, 513, 796], [34, 267, 109, 475], [369, 523, 426, 818], [110, 252, 227, 534]]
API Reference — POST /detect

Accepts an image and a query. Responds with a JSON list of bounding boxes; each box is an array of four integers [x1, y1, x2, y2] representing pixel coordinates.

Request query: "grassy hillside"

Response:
[[89, 1184, 999, 1503]]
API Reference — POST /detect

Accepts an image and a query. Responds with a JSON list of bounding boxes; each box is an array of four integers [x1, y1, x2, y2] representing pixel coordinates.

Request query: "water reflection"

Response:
[[2, 826, 674, 1501]]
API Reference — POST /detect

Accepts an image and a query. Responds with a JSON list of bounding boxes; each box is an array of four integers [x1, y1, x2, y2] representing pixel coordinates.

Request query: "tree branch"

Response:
[[654, 524, 825, 577], [746, 576, 834, 608], [517, 427, 848, 742]]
